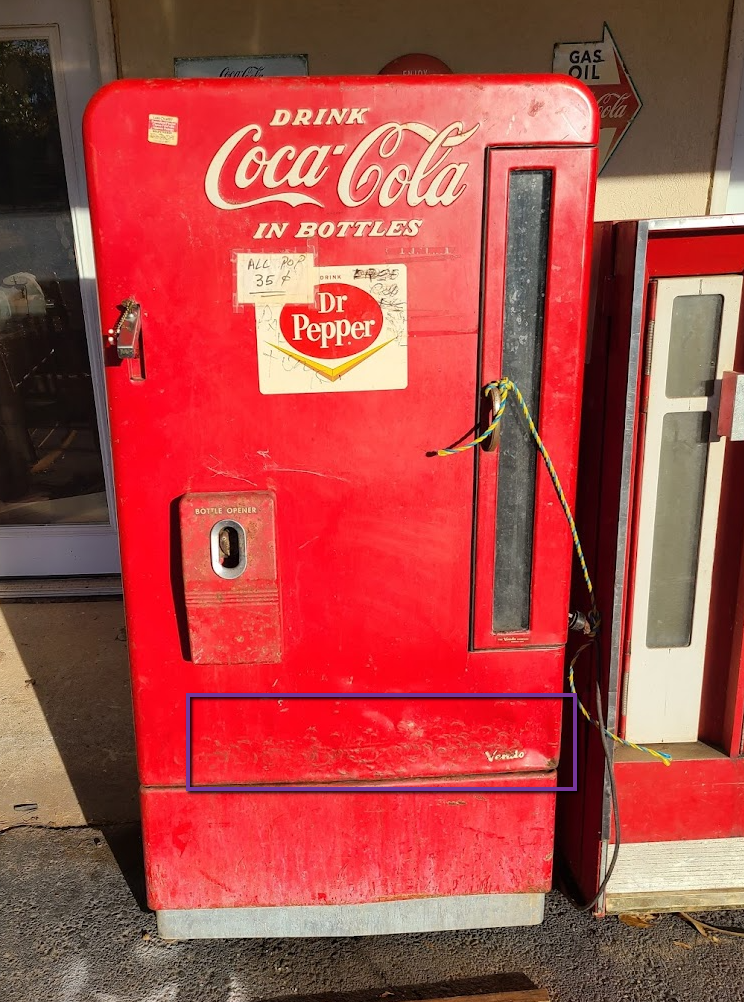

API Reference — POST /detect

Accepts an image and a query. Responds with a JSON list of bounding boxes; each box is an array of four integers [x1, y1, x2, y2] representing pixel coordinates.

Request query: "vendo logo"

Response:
[[272, 283, 392, 381]]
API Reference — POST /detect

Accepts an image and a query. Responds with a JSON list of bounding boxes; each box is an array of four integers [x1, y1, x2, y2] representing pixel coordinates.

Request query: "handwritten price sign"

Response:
[[236, 252, 316, 304]]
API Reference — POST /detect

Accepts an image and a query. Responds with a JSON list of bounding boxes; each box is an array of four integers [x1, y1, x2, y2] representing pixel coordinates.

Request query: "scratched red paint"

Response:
[[143, 779, 557, 910], [190, 696, 561, 785]]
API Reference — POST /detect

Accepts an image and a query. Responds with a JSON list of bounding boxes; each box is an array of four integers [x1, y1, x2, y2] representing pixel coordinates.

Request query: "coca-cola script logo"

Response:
[[271, 283, 392, 381], [205, 121, 479, 211], [596, 92, 631, 120]]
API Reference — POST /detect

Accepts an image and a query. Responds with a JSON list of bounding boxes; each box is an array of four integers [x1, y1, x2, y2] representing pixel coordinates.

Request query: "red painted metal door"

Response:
[[84, 77, 597, 920]]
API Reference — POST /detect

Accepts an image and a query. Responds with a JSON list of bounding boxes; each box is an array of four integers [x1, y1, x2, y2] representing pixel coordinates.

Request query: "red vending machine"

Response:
[[559, 216, 744, 915], [84, 76, 597, 937]]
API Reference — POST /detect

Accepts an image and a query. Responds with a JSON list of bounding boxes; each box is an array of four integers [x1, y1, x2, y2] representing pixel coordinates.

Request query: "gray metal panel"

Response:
[[606, 837, 744, 913], [157, 893, 544, 940], [598, 221, 650, 908]]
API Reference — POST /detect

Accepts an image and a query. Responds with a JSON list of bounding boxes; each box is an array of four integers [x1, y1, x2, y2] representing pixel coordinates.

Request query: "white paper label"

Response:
[[255, 264, 407, 395], [236, 252, 315, 304], [147, 114, 178, 146]]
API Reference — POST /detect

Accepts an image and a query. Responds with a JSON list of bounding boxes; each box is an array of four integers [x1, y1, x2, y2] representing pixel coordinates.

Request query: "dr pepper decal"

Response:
[[256, 266, 407, 395], [274, 283, 389, 381]]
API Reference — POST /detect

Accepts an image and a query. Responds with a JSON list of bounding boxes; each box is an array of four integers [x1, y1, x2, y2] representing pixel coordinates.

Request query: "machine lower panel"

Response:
[[141, 779, 556, 912], [157, 893, 545, 939], [190, 695, 560, 786], [615, 755, 744, 842]]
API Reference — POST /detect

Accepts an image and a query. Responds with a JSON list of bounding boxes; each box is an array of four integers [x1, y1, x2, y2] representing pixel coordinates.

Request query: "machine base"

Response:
[[605, 837, 744, 914], [157, 892, 544, 939]]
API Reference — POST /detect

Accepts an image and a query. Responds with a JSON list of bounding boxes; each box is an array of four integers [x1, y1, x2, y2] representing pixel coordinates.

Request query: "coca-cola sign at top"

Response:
[[205, 109, 479, 212]]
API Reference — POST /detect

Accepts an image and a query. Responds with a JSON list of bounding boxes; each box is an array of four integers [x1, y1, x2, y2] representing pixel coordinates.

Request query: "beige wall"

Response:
[[111, 0, 734, 220]]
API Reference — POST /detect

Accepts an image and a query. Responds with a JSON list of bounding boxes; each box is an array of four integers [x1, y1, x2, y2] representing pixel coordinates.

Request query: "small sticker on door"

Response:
[[255, 264, 407, 395], [148, 114, 179, 146]]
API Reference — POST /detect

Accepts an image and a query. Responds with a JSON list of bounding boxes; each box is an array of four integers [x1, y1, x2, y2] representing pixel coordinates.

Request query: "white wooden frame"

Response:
[[625, 275, 742, 743], [0, 1, 120, 578], [91, 0, 118, 85], [711, 0, 744, 213]]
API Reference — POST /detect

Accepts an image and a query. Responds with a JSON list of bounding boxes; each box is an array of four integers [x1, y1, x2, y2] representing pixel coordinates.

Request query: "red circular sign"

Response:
[[379, 53, 453, 75], [279, 283, 383, 360]]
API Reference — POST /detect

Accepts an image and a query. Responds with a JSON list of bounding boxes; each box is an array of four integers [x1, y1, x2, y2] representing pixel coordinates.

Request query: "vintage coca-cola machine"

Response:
[[84, 76, 597, 937], [558, 215, 744, 915]]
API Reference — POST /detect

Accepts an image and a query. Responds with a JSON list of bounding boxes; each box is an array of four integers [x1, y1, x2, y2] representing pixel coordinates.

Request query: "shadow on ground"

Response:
[[0, 598, 145, 907]]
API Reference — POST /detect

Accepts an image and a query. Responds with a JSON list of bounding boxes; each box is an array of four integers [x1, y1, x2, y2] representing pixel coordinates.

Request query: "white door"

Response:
[[625, 275, 742, 743], [0, 0, 119, 577]]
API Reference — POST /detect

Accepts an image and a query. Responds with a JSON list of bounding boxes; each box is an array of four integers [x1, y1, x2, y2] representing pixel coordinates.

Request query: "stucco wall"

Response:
[[111, 0, 733, 220]]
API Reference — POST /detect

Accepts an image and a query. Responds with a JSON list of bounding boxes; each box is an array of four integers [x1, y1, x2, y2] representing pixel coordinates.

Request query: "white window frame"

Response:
[[711, 0, 744, 213], [625, 275, 742, 743], [0, 1, 119, 581]]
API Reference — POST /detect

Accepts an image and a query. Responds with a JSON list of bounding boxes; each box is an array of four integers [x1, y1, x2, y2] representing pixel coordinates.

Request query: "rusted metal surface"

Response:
[[142, 779, 557, 910]]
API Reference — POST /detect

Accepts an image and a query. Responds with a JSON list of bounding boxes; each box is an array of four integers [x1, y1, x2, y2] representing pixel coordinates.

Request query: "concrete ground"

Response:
[[0, 600, 138, 829], [2, 826, 744, 1002]]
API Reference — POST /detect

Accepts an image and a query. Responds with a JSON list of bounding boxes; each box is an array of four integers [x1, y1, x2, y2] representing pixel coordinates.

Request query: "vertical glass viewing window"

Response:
[[492, 170, 552, 633], [647, 411, 710, 648], [666, 294, 722, 398]]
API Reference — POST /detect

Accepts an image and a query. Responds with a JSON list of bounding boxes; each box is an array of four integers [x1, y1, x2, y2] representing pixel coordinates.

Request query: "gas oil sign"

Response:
[[552, 24, 641, 171]]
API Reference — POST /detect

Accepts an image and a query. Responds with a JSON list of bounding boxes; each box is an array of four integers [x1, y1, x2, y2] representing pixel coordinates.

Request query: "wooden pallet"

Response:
[[420, 994, 548, 1002], [283, 979, 550, 1002]]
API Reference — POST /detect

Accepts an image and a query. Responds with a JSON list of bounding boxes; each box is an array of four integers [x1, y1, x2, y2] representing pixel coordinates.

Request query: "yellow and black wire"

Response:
[[437, 377, 672, 910]]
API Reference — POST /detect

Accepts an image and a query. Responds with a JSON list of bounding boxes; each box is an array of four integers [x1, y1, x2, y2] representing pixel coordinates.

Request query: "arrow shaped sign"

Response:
[[553, 23, 642, 172]]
